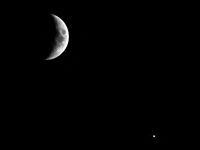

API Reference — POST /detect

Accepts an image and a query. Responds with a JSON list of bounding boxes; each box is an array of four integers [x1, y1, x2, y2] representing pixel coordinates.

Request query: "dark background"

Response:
[[1, 1, 198, 148]]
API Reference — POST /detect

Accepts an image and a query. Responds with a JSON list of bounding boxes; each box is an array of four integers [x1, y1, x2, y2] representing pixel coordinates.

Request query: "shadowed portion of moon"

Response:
[[0, 13, 70, 83], [45, 14, 69, 60], [23, 13, 60, 61]]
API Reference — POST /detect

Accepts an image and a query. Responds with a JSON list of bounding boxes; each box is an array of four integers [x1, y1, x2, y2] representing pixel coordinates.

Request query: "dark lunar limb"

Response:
[[32, 14, 60, 60]]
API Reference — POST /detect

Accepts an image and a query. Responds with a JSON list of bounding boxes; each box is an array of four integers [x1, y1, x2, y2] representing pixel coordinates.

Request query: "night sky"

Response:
[[2, 1, 198, 148]]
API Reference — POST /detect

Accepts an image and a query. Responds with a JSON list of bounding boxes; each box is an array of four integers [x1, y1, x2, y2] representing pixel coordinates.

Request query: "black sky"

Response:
[[1, 1, 198, 148]]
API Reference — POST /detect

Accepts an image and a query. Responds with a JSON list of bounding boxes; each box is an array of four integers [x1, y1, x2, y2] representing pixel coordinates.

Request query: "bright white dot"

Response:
[[153, 135, 156, 138]]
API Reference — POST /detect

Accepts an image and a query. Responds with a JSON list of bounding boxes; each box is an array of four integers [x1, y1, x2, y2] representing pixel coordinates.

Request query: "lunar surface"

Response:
[[46, 14, 69, 60]]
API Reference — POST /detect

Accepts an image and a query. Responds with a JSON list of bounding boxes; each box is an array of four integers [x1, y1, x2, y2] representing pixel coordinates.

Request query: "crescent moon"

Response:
[[46, 14, 69, 60]]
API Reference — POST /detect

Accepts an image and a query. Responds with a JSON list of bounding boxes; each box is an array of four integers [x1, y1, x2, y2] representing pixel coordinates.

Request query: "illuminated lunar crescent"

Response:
[[45, 14, 69, 60]]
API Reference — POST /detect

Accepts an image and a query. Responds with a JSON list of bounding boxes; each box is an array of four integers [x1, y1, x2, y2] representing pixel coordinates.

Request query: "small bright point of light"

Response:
[[153, 135, 156, 138]]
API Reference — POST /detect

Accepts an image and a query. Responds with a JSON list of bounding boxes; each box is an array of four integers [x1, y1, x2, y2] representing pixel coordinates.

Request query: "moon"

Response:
[[45, 14, 69, 60]]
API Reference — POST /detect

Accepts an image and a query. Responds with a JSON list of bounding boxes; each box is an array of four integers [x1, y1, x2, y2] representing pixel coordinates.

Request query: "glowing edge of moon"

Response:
[[46, 14, 69, 60]]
